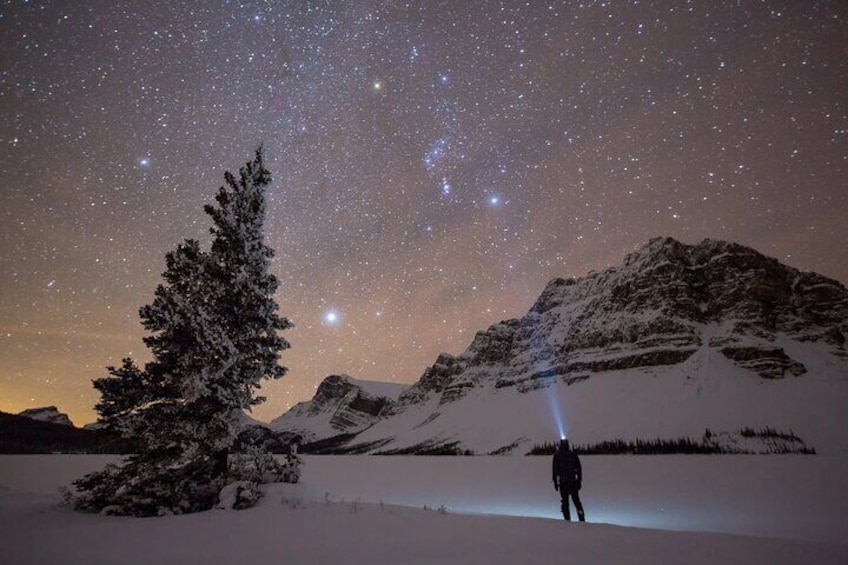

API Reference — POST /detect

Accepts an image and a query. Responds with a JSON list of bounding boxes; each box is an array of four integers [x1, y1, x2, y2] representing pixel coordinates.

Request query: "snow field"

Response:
[[1, 454, 846, 564]]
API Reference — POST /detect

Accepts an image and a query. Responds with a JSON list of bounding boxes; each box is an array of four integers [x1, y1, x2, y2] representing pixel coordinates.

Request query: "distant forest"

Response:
[[528, 428, 815, 456], [0, 412, 129, 454]]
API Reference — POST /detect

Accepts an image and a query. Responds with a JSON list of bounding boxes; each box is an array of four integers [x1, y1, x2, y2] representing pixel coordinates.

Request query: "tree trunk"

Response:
[[212, 447, 229, 479]]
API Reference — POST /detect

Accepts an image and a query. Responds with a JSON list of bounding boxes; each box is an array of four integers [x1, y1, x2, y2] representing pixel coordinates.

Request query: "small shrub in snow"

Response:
[[280, 496, 304, 509], [228, 446, 298, 483], [217, 481, 261, 510], [57, 486, 73, 507]]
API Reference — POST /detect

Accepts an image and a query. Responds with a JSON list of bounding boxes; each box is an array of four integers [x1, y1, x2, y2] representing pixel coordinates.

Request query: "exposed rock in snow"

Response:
[[17, 406, 74, 427]]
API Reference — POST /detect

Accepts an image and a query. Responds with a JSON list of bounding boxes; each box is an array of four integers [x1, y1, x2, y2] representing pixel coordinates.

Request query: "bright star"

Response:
[[323, 310, 340, 325], [139, 157, 150, 167], [373, 80, 383, 91], [489, 195, 500, 206], [441, 177, 451, 195], [424, 137, 449, 172]]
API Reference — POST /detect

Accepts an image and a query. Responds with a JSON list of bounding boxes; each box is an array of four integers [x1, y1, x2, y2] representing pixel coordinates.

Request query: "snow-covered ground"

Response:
[[2, 455, 846, 564]]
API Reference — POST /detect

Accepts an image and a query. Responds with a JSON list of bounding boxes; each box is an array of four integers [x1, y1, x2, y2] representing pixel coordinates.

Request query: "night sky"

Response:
[[2, 1, 846, 426]]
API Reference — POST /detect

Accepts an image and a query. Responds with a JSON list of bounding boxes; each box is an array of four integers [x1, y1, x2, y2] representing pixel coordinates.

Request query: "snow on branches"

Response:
[[73, 148, 295, 516]]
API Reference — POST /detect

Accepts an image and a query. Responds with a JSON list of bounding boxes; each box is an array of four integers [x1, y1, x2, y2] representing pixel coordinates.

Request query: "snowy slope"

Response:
[[275, 237, 848, 455], [268, 374, 406, 442], [352, 336, 848, 454]]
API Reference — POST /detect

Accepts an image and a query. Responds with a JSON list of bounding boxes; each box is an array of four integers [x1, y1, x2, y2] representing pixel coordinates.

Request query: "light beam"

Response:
[[545, 382, 566, 440]]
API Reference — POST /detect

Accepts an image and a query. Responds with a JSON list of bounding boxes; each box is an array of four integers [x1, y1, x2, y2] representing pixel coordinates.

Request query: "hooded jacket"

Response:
[[552, 440, 582, 488]]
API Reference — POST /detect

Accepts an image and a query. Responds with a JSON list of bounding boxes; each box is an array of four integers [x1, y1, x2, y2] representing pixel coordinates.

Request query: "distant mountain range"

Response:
[[266, 237, 848, 455], [16, 405, 75, 427], [0, 410, 126, 454], [8, 237, 848, 456]]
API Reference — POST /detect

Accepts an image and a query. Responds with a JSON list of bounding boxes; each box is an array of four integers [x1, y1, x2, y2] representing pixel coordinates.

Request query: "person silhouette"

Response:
[[552, 438, 585, 522]]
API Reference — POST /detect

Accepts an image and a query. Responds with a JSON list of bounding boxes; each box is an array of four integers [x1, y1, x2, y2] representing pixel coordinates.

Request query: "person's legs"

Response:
[[571, 488, 585, 522], [559, 490, 571, 520]]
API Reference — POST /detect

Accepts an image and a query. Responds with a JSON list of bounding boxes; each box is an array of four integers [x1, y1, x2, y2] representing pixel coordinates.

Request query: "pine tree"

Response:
[[137, 238, 235, 464], [202, 147, 293, 477], [72, 149, 294, 516]]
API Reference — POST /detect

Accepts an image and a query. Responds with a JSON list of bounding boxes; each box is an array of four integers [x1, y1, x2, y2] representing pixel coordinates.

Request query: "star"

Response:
[[323, 310, 341, 326], [441, 177, 451, 196]]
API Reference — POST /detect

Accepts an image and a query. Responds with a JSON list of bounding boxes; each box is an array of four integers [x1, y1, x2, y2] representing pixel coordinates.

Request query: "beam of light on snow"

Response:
[[462, 502, 661, 529]]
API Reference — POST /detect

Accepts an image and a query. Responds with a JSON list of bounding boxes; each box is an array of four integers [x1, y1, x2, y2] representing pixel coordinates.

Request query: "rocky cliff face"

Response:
[[17, 406, 74, 427], [272, 237, 848, 454], [270, 375, 405, 442], [395, 237, 847, 406]]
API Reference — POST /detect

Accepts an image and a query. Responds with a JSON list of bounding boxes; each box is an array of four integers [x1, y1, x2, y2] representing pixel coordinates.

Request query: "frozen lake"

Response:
[[1, 455, 846, 564], [296, 454, 848, 543]]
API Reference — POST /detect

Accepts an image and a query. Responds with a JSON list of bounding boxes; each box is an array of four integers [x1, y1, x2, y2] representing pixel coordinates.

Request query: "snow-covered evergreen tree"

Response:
[[136, 238, 235, 465], [72, 149, 295, 516], [202, 147, 293, 476]]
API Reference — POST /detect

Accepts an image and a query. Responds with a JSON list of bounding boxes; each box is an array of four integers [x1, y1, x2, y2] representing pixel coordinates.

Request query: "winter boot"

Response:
[[577, 509, 585, 522]]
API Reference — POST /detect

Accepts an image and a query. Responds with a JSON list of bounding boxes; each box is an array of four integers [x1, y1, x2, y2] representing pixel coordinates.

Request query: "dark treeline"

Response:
[[528, 427, 815, 456], [0, 412, 131, 454]]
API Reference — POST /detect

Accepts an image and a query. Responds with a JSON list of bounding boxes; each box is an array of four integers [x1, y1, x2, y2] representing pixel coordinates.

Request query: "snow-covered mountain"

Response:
[[17, 406, 74, 427], [268, 374, 406, 443], [272, 238, 848, 455]]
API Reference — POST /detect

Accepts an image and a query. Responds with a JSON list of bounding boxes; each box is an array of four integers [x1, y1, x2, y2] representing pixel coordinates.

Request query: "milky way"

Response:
[[2, 2, 846, 425]]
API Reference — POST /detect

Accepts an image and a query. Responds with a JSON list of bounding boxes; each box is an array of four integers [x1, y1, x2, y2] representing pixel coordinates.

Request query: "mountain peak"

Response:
[[17, 406, 74, 427], [269, 237, 848, 455], [624, 236, 762, 269], [270, 374, 405, 441]]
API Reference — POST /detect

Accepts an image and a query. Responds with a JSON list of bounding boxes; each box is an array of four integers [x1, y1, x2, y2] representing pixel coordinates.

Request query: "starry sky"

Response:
[[2, 1, 846, 426]]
